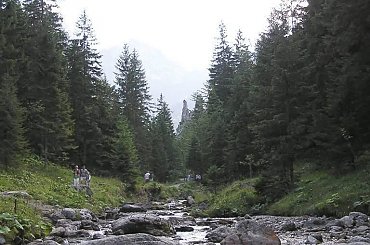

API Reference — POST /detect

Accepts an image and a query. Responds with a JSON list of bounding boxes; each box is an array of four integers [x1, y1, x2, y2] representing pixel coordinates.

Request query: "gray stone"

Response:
[[305, 235, 322, 244], [27, 240, 60, 245], [206, 226, 234, 243], [112, 214, 175, 236], [175, 226, 194, 232], [340, 215, 355, 228], [80, 233, 179, 244], [186, 196, 195, 206], [61, 208, 76, 220], [79, 208, 93, 220], [50, 227, 66, 237], [349, 236, 370, 243], [0, 235, 6, 245], [119, 203, 147, 213], [281, 222, 297, 231], [221, 219, 281, 245]]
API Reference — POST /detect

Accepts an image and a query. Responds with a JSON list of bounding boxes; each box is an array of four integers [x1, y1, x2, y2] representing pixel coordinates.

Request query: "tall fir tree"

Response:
[[150, 94, 176, 182], [0, 0, 25, 167], [115, 44, 152, 171], [17, 0, 74, 163]]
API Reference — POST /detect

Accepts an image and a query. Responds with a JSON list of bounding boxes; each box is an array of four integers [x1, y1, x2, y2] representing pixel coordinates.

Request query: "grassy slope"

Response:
[[268, 163, 370, 217], [0, 155, 125, 217]]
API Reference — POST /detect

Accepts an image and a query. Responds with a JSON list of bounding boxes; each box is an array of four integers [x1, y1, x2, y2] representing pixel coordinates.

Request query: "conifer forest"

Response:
[[1, 0, 370, 202]]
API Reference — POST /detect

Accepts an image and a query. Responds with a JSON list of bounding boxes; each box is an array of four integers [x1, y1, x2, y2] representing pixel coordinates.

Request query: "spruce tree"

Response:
[[115, 44, 152, 171], [0, 0, 25, 167], [18, 0, 74, 163]]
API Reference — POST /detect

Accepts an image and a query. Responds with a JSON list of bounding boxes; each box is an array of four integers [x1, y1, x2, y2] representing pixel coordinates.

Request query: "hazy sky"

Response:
[[58, 0, 280, 126]]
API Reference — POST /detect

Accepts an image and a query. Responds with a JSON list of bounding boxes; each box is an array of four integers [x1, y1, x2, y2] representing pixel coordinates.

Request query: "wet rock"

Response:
[[175, 226, 194, 232], [112, 214, 175, 236], [221, 219, 281, 245], [206, 226, 234, 243], [80, 233, 178, 244], [93, 233, 105, 240], [119, 203, 147, 213]]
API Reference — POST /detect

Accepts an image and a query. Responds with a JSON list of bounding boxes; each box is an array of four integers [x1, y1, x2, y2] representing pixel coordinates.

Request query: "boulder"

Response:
[[80, 233, 178, 245], [175, 226, 194, 232], [112, 214, 175, 236], [119, 203, 147, 213], [27, 240, 60, 245], [206, 226, 234, 243], [61, 208, 76, 220], [186, 196, 195, 206], [221, 219, 281, 245]]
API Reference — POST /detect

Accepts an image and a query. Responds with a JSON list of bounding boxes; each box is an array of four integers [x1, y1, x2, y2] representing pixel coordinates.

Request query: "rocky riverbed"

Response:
[[21, 199, 370, 245]]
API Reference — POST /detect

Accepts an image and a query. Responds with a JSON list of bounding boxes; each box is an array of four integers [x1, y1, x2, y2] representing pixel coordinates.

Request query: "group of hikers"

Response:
[[72, 165, 91, 190]]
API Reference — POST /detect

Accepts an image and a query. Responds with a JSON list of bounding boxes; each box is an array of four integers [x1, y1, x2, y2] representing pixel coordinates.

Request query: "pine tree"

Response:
[[18, 0, 74, 163], [150, 94, 176, 182], [115, 44, 152, 171], [67, 10, 106, 167], [0, 0, 25, 167]]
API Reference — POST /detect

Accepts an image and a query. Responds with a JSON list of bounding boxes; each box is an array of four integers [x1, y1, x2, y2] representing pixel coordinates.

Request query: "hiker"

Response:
[[144, 171, 150, 182], [80, 165, 91, 187], [73, 165, 80, 189]]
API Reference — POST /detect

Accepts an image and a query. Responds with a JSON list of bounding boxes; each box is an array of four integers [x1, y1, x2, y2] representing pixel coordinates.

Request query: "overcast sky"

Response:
[[58, 0, 280, 126]]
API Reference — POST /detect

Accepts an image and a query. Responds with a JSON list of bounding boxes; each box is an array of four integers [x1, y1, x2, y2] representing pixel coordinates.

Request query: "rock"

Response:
[[175, 226, 194, 232], [1, 191, 32, 199], [168, 215, 196, 227], [206, 226, 234, 243], [80, 233, 179, 244], [326, 219, 345, 228], [27, 240, 61, 245], [349, 212, 369, 226], [305, 234, 323, 244], [281, 222, 297, 231], [221, 219, 281, 245], [119, 203, 147, 213], [50, 211, 66, 223], [104, 208, 119, 220], [50, 227, 66, 237], [79, 208, 94, 220], [61, 208, 76, 220], [0, 236, 5, 245], [93, 233, 105, 239], [112, 214, 175, 236], [186, 196, 195, 206], [355, 225, 369, 233], [303, 217, 326, 228], [348, 236, 370, 243], [340, 215, 355, 228], [81, 219, 100, 231]]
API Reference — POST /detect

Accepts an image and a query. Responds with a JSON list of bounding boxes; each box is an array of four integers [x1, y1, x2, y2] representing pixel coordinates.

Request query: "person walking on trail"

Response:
[[144, 171, 150, 182], [73, 165, 80, 190], [80, 165, 91, 187]]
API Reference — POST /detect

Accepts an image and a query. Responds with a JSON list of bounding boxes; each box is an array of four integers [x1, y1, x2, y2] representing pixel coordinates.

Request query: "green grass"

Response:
[[205, 179, 261, 217], [268, 164, 370, 217], [0, 155, 127, 243]]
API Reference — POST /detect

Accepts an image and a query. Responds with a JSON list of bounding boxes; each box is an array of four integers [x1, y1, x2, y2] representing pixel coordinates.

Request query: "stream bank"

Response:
[[20, 199, 370, 245]]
